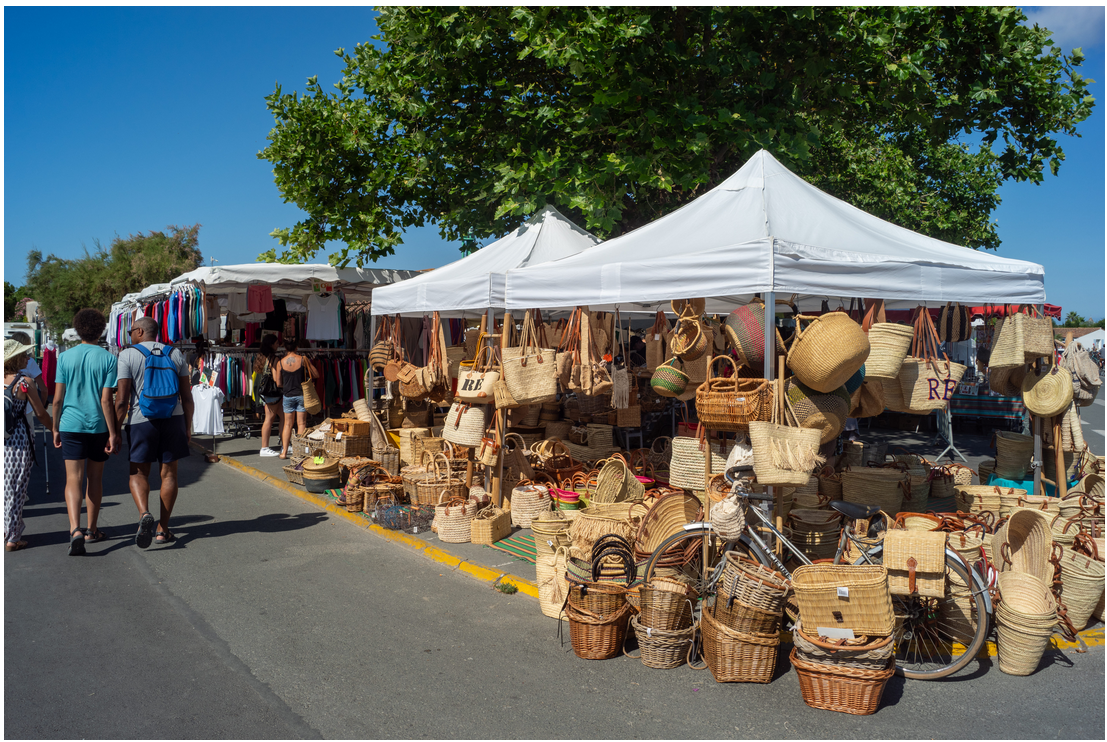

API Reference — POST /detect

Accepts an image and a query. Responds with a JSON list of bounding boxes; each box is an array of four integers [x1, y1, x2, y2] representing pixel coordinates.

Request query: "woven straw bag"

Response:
[[502, 310, 559, 405], [723, 298, 786, 370], [651, 358, 689, 398], [787, 313, 870, 393], [1017, 307, 1055, 361], [748, 379, 825, 487], [1021, 364, 1073, 418], [536, 547, 571, 618], [785, 378, 850, 444], [668, 433, 726, 491], [861, 299, 913, 380], [994, 572, 1058, 676], [470, 507, 511, 545], [695, 356, 773, 432], [842, 466, 907, 516], [1058, 548, 1105, 631], [897, 308, 965, 411], [994, 509, 1054, 585], [434, 497, 475, 543], [938, 302, 973, 343], [990, 315, 1025, 370], [882, 529, 948, 598], [510, 481, 553, 528], [442, 402, 489, 448], [644, 311, 671, 372], [994, 430, 1033, 479], [670, 318, 709, 362]]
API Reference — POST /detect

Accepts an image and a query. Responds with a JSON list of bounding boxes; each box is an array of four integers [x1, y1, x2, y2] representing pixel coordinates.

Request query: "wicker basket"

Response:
[[842, 468, 907, 517], [700, 607, 779, 683], [564, 602, 633, 660], [1058, 547, 1106, 631], [668, 436, 727, 491], [434, 497, 476, 543], [994, 572, 1058, 676], [994, 431, 1034, 480], [628, 615, 695, 669], [373, 445, 400, 476], [791, 564, 895, 636], [716, 554, 791, 614], [864, 323, 913, 380], [792, 619, 895, 671], [536, 547, 571, 619], [322, 432, 373, 459], [790, 648, 894, 715], [638, 584, 696, 631], [282, 463, 305, 485], [470, 507, 511, 545], [413, 453, 468, 507], [994, 509, 1053, 584], [695, 356, 773, 431], [787, 313, 870, 393], [713, 596, 782, 635]]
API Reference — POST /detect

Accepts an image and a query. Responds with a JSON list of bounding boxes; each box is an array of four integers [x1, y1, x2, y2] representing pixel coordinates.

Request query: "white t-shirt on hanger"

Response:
[[306, 293, 343, 340], [191, 384, 226, 436]]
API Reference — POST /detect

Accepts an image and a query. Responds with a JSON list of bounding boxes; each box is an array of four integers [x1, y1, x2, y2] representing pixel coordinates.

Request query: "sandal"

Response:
[[135, 512, 156, 549], [155, 530, 177, 544], [68, 529, 86, 557], [85, 528, 107, 543], [5, 540, 27, 552]]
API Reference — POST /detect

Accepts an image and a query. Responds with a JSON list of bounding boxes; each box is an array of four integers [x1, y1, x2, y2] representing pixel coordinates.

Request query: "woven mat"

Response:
[[484, 532, 537, 564]]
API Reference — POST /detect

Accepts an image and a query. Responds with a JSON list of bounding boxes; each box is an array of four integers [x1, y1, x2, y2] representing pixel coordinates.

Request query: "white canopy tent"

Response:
[[172, 263, 419, 301], [370, 205, 599, 317], [503, 150, 1046, 315]]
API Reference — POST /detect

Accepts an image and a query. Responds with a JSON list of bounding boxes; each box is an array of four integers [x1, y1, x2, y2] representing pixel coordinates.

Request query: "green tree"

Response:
[[258, 6, 1094, 266], [24, 224, 203, 329], [3, 281, 28, 321], [1063, 311, 1087, 327], [1094, 318, 1106, 328]]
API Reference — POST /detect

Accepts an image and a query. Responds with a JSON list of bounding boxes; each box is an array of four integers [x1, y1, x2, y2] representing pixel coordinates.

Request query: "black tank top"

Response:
[[280, 355, 305, 397]]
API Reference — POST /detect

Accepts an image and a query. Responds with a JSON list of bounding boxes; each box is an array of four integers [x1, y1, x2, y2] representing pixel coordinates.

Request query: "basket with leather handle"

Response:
[[897, 307, 966, 412]]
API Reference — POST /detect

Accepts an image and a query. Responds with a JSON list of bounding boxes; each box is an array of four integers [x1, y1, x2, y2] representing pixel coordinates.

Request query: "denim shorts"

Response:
[[282, 396, 306, 413]]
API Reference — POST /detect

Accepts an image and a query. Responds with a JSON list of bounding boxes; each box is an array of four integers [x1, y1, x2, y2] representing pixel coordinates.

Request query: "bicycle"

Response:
[[641, 466, 994, 679]]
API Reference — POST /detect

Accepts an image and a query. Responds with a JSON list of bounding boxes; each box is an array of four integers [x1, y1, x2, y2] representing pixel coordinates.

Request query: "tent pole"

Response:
[[369, 314, 377, 406], [763, 291, 780, 552]]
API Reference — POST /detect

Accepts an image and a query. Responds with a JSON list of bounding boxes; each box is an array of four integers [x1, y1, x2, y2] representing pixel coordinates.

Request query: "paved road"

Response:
[[6, 431, 1104, 739]]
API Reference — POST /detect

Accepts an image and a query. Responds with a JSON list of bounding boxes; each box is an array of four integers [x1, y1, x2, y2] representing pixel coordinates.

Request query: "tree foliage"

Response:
[[3, 282, 29, 322], [258, 6, 1094, 266], [24, 225, 203, 329], [1063, 311, 1089, 328]]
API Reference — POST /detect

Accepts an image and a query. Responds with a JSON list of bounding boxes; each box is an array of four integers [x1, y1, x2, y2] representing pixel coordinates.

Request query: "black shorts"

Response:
[[126, 417, 191, 464], [58, 431, 110, 462]]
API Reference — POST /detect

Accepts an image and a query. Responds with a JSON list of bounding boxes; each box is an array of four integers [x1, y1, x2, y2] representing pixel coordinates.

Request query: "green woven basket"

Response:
[[651, 358, 690, 398]]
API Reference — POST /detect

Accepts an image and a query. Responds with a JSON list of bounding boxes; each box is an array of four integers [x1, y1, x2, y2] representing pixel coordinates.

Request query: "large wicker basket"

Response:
[[700, 607, 779, 683], [790, 648, 894, 715], [695, 356, 773, 431], [791, 564, 895, 637]]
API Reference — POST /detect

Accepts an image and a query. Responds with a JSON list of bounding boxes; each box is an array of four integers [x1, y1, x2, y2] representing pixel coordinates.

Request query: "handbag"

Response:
[[644, 310, 671, 372], [369, 316, 395, 371], [938, 302, 972, 343], [883, 529, 948, 598], [1018, 305, 1055, 361], [502, 310, 558, 405], [442, 401, 489, 448], [456, 345, 499, 404], [850, 377, 886, 418], [556, 308, 583, 389], [897, 307, 967, 411], [256, 359, 279, 398], [747, 378, 825, 486], [301, 357, 322, 415], [478, 415, 501, 467]]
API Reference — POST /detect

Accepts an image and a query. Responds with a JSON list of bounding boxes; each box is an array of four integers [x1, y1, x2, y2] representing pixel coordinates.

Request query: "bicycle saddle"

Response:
[[829, 500, 881, 521]]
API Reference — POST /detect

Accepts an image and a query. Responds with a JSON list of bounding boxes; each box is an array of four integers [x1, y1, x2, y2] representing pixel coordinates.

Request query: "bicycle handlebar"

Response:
[[723, 466, 774, 501]]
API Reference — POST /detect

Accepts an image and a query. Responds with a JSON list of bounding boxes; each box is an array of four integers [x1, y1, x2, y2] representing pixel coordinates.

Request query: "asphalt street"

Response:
[[5, 400, 1105, 739]]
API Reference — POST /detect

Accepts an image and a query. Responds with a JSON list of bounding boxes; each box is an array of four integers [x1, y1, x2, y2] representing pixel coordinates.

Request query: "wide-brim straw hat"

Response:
[[1021, 365, 1073, 417], [4, 339, 34, 363]]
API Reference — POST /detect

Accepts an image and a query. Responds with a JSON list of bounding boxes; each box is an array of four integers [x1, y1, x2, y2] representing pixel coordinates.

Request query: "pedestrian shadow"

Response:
[[156, 511, 330, 546], [23, 502, 123, 522]]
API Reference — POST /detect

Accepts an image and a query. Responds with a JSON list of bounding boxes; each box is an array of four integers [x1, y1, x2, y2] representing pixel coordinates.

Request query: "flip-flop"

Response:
[[135, 512, 156, 549], [155, 531, 177, 544], [68, 529, 86, 557], [85, 528, 107, 544]]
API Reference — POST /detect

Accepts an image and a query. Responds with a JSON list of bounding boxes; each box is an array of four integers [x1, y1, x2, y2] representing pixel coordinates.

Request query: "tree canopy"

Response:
[[3, 282, 29, 322], [24, 224, 203, 329], [258, 6, 1094, 266]]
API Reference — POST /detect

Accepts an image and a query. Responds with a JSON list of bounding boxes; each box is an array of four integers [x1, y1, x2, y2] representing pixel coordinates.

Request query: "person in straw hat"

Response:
[[52, 308, 119, 556], [4, 338, 54, 551]]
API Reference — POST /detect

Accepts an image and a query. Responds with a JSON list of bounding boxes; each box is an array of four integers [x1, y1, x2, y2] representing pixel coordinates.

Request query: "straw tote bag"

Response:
[[897, 308, 966, 412], [442, 402, 489, 448], [862, 299, 913, 381], [748, 378, 825, 486], [989, 310, 1025, 370], [300, 357, 323, 415], [1018, 306, 1055, 362], [938, 302, 973, 344], [668, 428, 726, 491], [787, 312, 870, 393], [457, 345, 499, 404], [502, 310, 558, 405]]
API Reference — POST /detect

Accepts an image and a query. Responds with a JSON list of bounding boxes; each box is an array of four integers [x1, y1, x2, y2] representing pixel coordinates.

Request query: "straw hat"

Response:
[[1021, 365, 1074, 417], [4, 339, 34, 363]]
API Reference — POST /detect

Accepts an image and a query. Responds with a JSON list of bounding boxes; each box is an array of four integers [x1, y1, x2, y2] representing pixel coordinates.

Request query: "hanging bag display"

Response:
[[1018, 305, 1055, 362], [938, 302, 972, 343], [651, 358, 689, 398], [897, 307, 966, 412], [862, 299, 913, 380], [748, 378, 825, 487], [502, 310, 558, 405], [369, 316, 394, 371], [723, 297, 786, 372], [456, 345, 499, 404], [645, 311, 671, 372], [695, 355, 773, 432], [557, 308, 583, 390], [442, 401, 489, 448]]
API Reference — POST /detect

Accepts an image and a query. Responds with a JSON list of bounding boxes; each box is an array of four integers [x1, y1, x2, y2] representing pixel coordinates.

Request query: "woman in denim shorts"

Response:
[[272, 338, 309, 459], [253, 334, 284, 457]]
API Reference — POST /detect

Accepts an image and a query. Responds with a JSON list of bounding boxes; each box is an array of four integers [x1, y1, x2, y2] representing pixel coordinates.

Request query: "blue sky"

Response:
[[4, 6, 1104, 320]]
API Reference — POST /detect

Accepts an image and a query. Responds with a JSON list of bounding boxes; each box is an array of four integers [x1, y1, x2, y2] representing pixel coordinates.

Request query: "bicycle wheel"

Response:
[[855, 548, 990, 679], [641, 526, 767, 597]]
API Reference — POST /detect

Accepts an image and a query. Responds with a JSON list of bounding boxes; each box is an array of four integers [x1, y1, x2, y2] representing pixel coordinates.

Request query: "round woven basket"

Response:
[[650, 358, 690, 398], [787, 313, 870, 393], [565, 602, 633, 660], [995, 572, 1057, 676], [1022, 365, 1074, 418], [995, 431, 1034, 480], [633, 491, 702, 564], [842, 441, 888, 469], [716, 553, 790, 614], [723, 300, 786, 370], [1058, 548, 1105, 631], [864, 323, 913, 379], [784, 378, 850, 444], [628, 615, 695, 669]]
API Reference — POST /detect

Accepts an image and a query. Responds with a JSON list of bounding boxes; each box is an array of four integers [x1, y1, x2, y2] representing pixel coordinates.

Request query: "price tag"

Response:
[[836, 586, 850, 599], [314, 456, 325, 465], [818, 627, 856, 640], [335, 432, 343, 440]]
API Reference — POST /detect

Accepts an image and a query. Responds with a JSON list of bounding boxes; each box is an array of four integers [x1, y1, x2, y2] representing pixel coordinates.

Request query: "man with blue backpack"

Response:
[[115, 317, 193, 547]]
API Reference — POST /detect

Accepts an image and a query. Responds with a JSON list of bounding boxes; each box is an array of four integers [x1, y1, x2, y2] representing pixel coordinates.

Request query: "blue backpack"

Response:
[[133, 344, 180, 419]]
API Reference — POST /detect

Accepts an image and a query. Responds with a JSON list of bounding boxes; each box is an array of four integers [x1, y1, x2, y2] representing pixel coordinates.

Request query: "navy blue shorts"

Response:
[[126, 417, 191, 464], [59, 431, 110, 462]]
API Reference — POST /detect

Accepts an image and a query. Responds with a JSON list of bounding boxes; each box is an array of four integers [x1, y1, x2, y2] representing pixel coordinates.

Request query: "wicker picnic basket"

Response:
[[700, 607, 779, 683], [413, 452, 468, 507], [695, 356, 773, 432], [791, 564, 895, 637], [787, 313, 870, 393], [790, 648, 894, 715], [470, 507, 511, 545], [564, 601, 633, 660]]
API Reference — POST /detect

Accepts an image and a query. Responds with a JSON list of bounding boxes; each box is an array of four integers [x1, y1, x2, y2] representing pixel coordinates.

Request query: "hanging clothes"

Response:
[[247, 285, 275, 313], [306, 293, 344, 340]]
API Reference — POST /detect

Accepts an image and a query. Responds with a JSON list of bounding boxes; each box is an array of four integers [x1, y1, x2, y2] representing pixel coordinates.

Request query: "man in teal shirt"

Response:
[[52, 308, 118, 556]]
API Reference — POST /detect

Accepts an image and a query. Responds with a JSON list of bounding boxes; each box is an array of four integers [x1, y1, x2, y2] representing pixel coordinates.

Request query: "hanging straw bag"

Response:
[[442, 402, 489, 448], [644, 310, 671, 372], [938, 302, 972, 343], [668, 430, 727, 491], [784, 378, 850, 444], [456, 345, 499, 404], [502, 310, 558, 405], [897, 308, 966, 411], [300, 357, 323, 415], [1021, 364, 1073, 418], [650, 358, 689, 398], [723, 298, 786, 371], [989, 313, 1025, 370], [696, 355, 773, 432], [787, 313, 870, 394], [1017, 306, 1055, 362], [748, 378, 825, 487]]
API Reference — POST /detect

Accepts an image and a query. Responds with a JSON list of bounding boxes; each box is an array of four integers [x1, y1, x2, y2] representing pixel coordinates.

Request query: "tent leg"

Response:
[[369, 314, 377, 405], [763, 293, 781, 550]]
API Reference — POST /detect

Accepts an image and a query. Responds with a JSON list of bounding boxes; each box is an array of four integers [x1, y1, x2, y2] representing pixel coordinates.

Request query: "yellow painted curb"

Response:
[[367, 524, 429, 553], [423, 546, 464, 569], [497, 574, 540, 599], [459, 562, 503, 583]]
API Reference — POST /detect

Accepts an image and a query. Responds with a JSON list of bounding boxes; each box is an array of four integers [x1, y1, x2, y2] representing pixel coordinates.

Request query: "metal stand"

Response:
[[933, 407, 968, 463]]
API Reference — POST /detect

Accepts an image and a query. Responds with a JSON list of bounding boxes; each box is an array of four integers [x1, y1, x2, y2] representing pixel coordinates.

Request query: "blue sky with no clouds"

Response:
[[4, 6, 1104, 320]]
